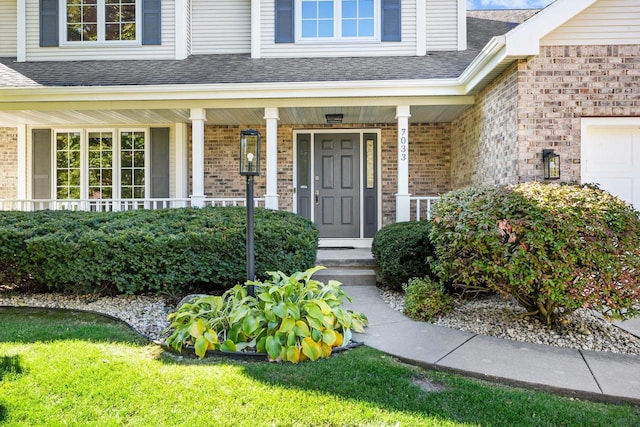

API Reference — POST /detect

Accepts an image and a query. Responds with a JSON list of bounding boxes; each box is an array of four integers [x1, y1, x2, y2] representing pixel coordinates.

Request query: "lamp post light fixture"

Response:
[[240, 129, 261, 297], [543, 149, 560, 180]]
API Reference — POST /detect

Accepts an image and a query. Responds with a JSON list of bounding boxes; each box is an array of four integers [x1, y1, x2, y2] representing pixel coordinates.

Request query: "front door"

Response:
[[314, 134, 360, 238]]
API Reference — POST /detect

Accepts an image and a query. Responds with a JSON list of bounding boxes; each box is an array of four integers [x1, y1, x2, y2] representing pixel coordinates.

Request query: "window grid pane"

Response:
[[120, 131, 145, 199], [88, 132, 114, 199], [301, 0, 334, 38], [341, 0, 374, 37], [105, 1, 137, 41], [56, 132, 82, 199], [66, 0, 98, 41]]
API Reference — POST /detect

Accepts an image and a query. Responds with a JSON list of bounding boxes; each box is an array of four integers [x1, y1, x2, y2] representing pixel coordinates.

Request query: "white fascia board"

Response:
[[458, 35, 512, 93], [0, 79, 467, 105], [504, 0, 599, 56]]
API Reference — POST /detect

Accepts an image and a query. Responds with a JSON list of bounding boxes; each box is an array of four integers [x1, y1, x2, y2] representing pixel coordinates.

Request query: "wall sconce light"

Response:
[[325, 114, 343, 124], [543, 149, 560, 180]]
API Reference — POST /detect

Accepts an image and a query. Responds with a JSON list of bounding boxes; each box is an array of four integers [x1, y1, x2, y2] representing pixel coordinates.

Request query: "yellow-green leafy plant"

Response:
[[165, 266, 368, 362]]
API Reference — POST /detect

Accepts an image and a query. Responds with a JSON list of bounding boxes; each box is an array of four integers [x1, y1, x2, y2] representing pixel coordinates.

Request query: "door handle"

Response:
[[315, 191, 319, 206]]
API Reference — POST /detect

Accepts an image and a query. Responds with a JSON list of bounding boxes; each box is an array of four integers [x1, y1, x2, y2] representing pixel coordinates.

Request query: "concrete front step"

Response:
[[313, 268, 377, 286]]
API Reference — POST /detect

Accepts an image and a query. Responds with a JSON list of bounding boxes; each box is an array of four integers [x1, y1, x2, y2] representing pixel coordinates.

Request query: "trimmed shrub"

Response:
[[371, 221, 436, 290], [430, 182, 640, 325], [403, 277, 454, 322], [0, 207, 318, 295]]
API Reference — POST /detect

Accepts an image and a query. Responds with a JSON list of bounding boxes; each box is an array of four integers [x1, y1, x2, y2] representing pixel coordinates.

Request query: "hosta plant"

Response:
[[165, 266, 368, 363]]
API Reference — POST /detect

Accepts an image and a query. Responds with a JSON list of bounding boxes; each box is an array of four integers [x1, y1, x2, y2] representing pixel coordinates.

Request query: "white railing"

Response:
[[204, 197, 265, 208], [0, 197, 265, 212], [410, 196, 440, 221]]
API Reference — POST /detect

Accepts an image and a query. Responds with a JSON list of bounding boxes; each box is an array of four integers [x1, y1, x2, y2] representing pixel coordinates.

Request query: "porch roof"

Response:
[[0, 17, 516, 89]]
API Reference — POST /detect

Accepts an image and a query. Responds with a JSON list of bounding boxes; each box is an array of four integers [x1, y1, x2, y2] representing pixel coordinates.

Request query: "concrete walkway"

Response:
[[342, 285, 640, 405]]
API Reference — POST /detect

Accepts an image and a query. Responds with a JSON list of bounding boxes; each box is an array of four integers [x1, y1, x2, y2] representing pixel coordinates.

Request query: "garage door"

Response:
[[582, 119, 640, 211]]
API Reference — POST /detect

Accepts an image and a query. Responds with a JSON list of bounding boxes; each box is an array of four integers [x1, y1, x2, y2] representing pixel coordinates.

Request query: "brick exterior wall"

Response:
[[194, 123, 451, 226], [515, 45, 640, 183], [451, 62, 520, 188], [0, 127, 18, 199], [452, 45, 640, 187]]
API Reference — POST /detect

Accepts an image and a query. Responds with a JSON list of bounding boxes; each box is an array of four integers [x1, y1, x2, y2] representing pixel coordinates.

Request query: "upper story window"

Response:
[[300, 0, 378, 40], [275, 0, 397, 44], [299, 0, 377, 40], [65, 0, 139, 43]]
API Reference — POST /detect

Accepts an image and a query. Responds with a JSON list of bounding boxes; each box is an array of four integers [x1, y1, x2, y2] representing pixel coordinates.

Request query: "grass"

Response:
[[0, 307, 638, 426]]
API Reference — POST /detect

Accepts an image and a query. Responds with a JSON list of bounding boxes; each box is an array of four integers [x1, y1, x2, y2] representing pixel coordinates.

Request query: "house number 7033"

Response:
[[399, 128, 408, 162]]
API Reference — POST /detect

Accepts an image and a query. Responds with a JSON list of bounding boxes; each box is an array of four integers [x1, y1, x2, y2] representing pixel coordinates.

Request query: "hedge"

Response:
[[371, 221, 436, 290], [430, 182, 640, 325], [0, 207, 319, 295]]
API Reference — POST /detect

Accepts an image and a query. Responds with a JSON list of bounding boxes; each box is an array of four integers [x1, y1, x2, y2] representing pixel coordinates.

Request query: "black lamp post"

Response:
[[240, 129, 261, 297], [543, 149, 560, 180]]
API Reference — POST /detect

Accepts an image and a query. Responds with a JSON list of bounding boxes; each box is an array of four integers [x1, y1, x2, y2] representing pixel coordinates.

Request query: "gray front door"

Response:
[[314, 134, 360, 238]]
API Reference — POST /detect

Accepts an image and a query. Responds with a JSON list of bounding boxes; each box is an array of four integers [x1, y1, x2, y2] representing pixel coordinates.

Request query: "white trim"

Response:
[[17, 124, 27, 199], [16, 0, 26, 63], [457, 0, 466, 51], [264, 107, 279, 209], [175, 122, 188, 199], [189, 108, 206, 207], [319, 238, 372, 249], [251, 0, 261, 58], [415, 0, 426, 56], [175, 0, 189, 60], [395, 105, 411, 222], [504, 0, 599, 57]]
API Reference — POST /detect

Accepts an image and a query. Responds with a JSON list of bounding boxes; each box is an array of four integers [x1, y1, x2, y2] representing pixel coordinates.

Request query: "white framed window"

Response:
[[298, 0, 378, 41], [52, 128, 149, 200], [63, 0, 140, 44]]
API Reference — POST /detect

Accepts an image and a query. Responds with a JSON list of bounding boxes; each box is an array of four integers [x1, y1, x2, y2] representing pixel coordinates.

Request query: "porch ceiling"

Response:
[[0, 104, 472, 127]]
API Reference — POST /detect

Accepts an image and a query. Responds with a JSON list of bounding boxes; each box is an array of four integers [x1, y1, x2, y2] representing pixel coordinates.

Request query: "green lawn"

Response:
[[0, 307, 638, 426]]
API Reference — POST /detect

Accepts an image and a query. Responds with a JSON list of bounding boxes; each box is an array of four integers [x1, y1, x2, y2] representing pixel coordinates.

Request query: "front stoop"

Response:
[[315, 248, 377, 286]]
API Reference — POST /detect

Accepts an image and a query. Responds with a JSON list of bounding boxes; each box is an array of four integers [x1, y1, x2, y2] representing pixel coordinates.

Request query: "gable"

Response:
[[541, 0, 640, 46]]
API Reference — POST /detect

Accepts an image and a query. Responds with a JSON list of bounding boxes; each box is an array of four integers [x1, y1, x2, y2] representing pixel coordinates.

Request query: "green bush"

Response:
[[371, 221, 436, 290], [166, 266, 368, 362], [403, 277, 454, 322], [430, 182, 640, 325], [0, 207, 318, 295]]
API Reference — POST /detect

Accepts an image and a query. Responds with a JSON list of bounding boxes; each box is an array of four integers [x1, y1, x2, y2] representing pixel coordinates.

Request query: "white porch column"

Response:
[[264, 107, 280, 210], [190, 108, 207, 207], [17, 124, 27, 199], [395, 105, 411, 222], [175, 122, 189, 205]]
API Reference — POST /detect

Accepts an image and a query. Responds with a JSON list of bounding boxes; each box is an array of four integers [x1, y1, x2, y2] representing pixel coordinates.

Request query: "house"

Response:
[[0, 0, 638, 248]]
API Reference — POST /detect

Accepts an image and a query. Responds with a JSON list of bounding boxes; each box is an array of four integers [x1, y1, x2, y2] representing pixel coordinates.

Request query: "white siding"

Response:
[[260, 0, 417, 58], [191, 0, 251, 54], [425, 0, 459, 51], [25, 0, 176, 61], [0, 0, 18, 57], [542, 0, 640, 46]]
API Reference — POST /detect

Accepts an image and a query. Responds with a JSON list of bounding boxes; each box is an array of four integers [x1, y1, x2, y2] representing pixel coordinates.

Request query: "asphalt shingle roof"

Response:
[[0, 17, 517, 88]]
